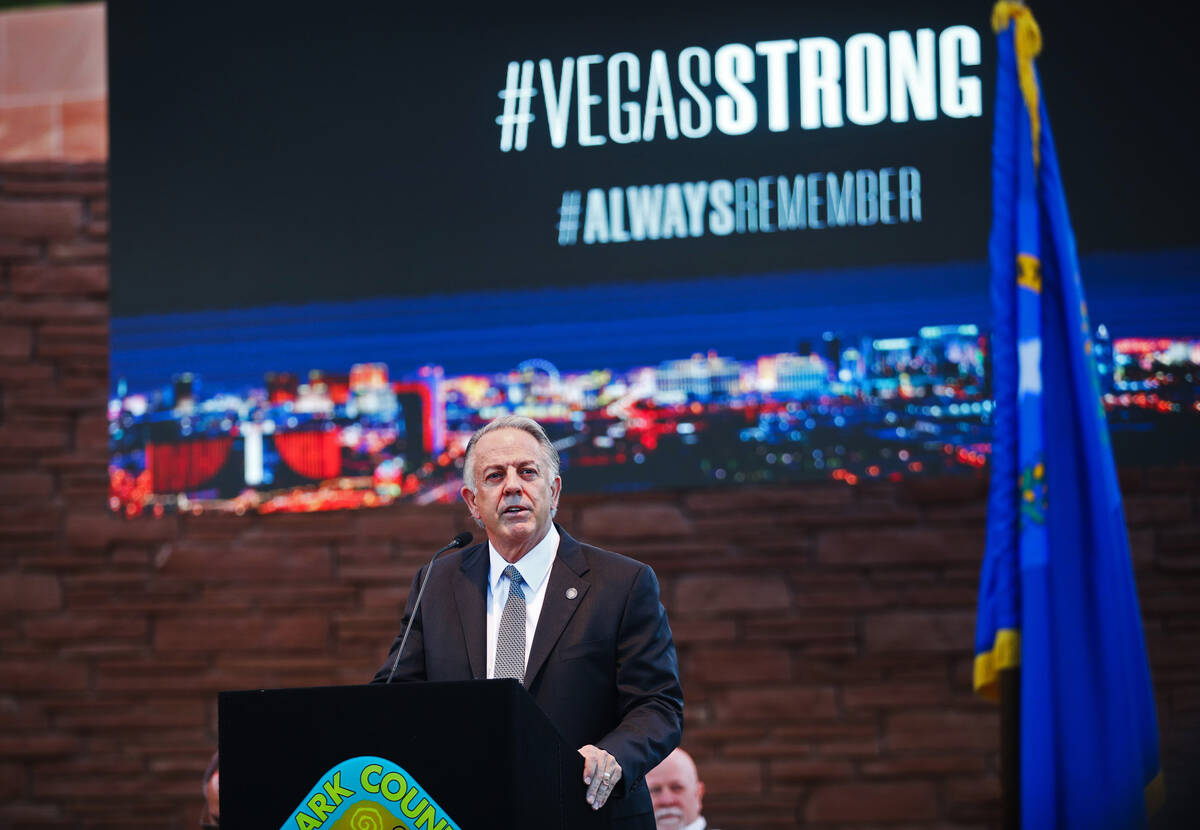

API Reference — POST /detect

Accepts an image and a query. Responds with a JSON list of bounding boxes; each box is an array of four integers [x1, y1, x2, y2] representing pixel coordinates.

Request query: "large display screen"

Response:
[[106, 1, 1199, 516]]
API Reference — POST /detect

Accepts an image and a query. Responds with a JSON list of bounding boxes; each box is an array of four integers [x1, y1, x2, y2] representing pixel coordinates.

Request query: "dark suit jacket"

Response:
[[372, 525, 683, 826]]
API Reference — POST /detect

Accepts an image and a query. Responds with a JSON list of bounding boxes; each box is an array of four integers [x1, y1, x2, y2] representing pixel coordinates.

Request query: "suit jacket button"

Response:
[[565, 587, 578, 600]]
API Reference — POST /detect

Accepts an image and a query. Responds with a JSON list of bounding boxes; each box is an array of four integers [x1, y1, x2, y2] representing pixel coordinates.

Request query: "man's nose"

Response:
[[502, 468, 522, 492]]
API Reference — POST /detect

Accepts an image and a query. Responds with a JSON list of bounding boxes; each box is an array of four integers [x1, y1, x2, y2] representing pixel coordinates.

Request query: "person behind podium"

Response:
[[199, 751, 219, 829], [647, 747, 715, 830], [373, 415, 683, 827]]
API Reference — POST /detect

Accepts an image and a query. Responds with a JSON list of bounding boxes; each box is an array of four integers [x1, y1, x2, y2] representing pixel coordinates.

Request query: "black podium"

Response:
[[219, 679, 609, 829]]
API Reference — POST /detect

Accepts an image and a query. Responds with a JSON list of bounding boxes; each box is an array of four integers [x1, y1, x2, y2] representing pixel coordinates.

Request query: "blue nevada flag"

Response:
[[974, 3, 1163, 827]]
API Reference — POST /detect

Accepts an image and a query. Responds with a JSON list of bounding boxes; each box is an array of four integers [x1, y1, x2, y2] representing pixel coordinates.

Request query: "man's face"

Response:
[[205, 769, 219, 820], [647, 751, 704, 830], [461, 428, 561, 561]]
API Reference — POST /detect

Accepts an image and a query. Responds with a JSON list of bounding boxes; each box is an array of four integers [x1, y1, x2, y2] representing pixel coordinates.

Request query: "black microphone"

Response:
[[385, 531, 473, 684]]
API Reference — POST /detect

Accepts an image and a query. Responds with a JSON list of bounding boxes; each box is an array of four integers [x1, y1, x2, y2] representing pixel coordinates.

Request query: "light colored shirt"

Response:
[[682, 819, 709, 830], [486, 524, 559, 679]]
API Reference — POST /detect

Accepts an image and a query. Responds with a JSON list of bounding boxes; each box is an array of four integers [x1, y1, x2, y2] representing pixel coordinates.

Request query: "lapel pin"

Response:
[[565, 587, 578, 600]]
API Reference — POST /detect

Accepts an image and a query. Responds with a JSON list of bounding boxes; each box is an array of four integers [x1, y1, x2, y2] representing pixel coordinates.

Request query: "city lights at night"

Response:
[[107, 327, 1198, 516]]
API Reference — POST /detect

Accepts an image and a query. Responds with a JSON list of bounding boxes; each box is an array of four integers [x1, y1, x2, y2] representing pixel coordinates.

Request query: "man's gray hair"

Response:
[[461, 415, 561, 492]]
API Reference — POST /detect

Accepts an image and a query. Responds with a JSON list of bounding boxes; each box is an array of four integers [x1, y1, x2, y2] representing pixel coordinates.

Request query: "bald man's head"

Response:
[[646, 748, 705, 830]]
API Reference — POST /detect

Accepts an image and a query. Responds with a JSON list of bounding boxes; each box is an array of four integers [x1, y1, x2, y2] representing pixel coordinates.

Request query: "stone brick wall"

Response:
[[1, 162, 1197, 829], [0, 4, 108, 161]]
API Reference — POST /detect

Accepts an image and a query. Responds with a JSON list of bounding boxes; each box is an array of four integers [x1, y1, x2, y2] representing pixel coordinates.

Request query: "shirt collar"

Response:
[[488, 524, 559, 592]]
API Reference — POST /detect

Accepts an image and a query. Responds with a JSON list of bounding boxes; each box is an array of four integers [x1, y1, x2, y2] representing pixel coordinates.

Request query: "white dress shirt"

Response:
[[486, 524, 559, 679]]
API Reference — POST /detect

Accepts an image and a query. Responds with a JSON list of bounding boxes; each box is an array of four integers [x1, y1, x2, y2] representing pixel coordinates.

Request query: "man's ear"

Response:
[[550, 476, 562, 509], [461, 485, 479, 520]]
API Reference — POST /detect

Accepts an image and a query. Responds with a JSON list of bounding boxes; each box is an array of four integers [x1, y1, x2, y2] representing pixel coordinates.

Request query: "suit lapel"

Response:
[[524, 527, 591, 689], [453, 543, 489, 680]]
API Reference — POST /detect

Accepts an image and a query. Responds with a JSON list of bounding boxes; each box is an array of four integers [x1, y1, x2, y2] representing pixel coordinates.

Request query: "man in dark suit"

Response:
[[373, 415, 683, 827]]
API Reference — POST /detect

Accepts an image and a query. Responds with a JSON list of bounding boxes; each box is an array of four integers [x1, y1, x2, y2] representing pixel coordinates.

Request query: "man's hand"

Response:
[[579, 744, 622, 810]]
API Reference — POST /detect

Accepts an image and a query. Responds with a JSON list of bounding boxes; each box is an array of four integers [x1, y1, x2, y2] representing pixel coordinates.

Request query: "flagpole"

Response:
[[999, 666, 1020, 830]]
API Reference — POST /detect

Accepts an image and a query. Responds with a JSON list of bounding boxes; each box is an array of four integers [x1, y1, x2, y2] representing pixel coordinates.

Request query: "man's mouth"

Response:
[[502, 505, 528, 515], [654, 807, 684, 828]]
